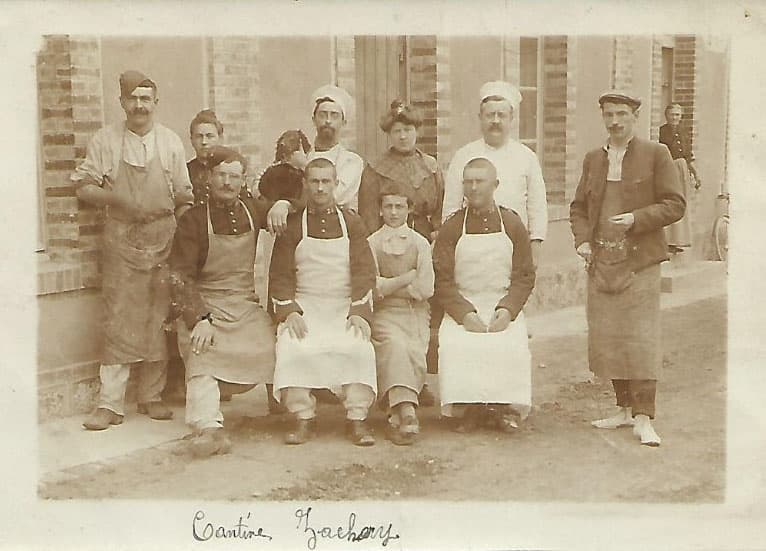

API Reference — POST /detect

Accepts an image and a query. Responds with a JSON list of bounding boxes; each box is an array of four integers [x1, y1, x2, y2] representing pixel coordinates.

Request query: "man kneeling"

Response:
[[170, 146, 295, 457], [433, 157, 536, 433], [270, 158, 378, 446]]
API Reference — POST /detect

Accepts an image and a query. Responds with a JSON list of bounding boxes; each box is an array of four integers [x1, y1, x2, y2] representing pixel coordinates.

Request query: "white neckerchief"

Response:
[[377, 223, 412, 255]]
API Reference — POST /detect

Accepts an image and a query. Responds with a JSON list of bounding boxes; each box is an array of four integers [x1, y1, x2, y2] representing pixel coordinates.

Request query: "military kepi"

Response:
[[598, 90, 641, 110], [119, 70, 156, 97]]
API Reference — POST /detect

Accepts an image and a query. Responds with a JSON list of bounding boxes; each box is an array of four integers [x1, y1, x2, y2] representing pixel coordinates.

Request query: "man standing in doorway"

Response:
[[570, 91, 684, 447], [307, 84, 365, 212], [73, 70, 194, 430], [443, 81, 547, 268]]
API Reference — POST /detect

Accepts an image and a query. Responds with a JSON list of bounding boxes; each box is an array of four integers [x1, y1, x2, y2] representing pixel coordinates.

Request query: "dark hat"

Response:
[[207, 145, 247, 173], [598, 90, 641, 110], [119, 70, 156, 97]]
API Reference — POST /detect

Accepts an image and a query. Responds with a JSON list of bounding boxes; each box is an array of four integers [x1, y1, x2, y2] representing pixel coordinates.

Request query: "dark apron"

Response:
[[101, 145, 176, 365]]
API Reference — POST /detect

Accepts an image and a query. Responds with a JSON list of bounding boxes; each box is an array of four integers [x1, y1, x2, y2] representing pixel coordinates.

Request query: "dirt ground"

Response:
[[39, 296, 726, 502]]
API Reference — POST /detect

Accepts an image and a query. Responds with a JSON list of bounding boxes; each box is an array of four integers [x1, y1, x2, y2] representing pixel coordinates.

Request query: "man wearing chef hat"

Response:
[[73, 70, 194, 431], [307, 84, 365, 212], [443, 81, 548, 268]]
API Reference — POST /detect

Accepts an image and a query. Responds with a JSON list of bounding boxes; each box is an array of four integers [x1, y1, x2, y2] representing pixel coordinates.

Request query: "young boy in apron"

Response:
[[368, 182, 435, 446], [270, 157, 378, 446], [433, 157, 536, 433]]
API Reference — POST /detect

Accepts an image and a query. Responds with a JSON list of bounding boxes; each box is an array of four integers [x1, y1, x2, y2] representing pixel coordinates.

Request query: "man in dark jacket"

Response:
[[570, 91, 685, 447]]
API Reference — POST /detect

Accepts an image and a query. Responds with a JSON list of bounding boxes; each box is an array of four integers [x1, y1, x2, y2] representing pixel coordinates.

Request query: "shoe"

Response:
[[591, 407, 634, 429], [345, 419, 376, 446], [190, 427, 232, 458], [285, 418, 316, 445], [399, 413, 420, 435], [452, 406, 482, 434], [385, 425, 415, 446], [418, 385, 436, 407], [137, 401, 174, 420], [633, 415, 661, 447], [83, 408, 124, 431]]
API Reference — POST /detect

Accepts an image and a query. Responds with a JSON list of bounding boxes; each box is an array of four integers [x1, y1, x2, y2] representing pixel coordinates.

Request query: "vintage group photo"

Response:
[[36, 34, 729, 503]]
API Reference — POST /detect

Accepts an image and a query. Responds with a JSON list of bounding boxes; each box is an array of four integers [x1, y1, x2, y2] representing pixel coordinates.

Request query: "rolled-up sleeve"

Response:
[[169, 136, 193, 207], [71, 131, 109, 188]]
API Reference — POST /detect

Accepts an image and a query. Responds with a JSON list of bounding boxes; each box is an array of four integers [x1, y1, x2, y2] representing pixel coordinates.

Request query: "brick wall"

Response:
[[563, 36, 579, 207], [649, 38, 664, 141], [612, 36, 634, 90], [408, 36, 437, 158], [541, 36, 569, 207], [435, 36, 451, 169], [206, 38, 262, 178], [38, 35, 105, 293], [501, 36, 521, 140], [673, 36, 697, 152]]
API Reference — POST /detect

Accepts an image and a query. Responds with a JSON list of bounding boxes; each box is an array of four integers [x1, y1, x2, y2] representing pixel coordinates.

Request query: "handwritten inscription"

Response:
[[295, 507, 400, 550], [192, 510, 273, 542]]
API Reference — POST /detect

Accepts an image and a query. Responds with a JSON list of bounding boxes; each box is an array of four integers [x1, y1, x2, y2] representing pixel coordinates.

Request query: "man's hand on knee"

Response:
[[284, 312, 309, 340], [191, 318, 216, 354]]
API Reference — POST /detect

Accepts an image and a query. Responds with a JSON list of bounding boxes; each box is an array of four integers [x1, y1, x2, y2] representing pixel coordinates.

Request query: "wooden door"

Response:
[[354, 36, 408, 161]]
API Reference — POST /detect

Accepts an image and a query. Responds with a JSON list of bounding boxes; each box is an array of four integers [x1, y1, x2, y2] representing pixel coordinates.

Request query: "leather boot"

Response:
[[137, 401, 174, 420], [285, 418, 317, 445], [345, 419, 375, 446]]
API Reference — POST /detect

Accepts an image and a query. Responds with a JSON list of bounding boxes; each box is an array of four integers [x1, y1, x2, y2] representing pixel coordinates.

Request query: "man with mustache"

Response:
[[72, 70, 194, 430], [443, 81, 547, 268], [570, 91, 684, 447], [307, 85, 365, 212]]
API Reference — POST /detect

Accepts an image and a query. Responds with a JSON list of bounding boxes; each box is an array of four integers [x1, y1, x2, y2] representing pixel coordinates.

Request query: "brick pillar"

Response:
[[649, 38, 664, 141], [541, 35, 568, 206], [335, 36, 357, 153], [38, 35, 105, 288], [673, 36, 697, 153], [409, 36, 437, 157], [435, 36, 452, 169], [563, 36, 579, 207], [206, 38, 262, 178], [612, 36, 634, 90]]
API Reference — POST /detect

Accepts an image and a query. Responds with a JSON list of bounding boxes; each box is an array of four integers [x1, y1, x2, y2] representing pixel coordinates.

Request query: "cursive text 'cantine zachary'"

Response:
[[193, 510, 273, 542], [295, 507, 400, 550]]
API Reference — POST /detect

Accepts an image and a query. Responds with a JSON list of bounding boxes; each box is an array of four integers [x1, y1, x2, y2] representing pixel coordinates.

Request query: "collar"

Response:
[[313, 141, 341, 154], [468, 205, 497, 217], [602, 135, 634, 152], [307, 205, 336, 215], [125, 124, 155, 141]]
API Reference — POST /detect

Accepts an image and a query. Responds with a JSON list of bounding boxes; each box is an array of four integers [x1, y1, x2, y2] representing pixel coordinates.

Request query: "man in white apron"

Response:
[[433, 157, 536, 433], [170, 147, 298, 457], [73, 71, 194, 431], [270, 158, 378, 446]]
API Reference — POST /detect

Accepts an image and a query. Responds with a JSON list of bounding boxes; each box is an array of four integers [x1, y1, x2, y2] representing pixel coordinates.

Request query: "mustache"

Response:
[[130, 108, 149, 115], [489, 123, 502, 130]]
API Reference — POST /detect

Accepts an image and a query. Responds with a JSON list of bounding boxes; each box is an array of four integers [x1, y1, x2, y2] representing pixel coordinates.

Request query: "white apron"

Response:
[[438, 208, 532, 417], [273, 209, 377, 399]]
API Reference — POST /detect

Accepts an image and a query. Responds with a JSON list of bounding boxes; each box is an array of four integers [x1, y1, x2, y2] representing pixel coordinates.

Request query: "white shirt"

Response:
[[121, 127, 156, 167], [602, 137, 633, 181], [443, 138, 548, 241], [308, 143, 364, 211]]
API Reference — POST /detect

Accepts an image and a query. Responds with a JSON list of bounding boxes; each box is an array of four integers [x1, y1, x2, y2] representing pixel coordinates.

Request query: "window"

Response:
[[519, 37, 543, 154]]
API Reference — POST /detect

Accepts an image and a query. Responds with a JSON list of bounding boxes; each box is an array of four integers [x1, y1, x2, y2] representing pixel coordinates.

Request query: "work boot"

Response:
[[399, 412, 420, 435], [345, 419, 376, 446], [591, 407, 634, 429], [190, 427, 232, 458], [487, 406, 521, 433], [82, 408, 124, 431], [632, 414, 661, 447], [137, 401, 174, 420], [285, 418, 317, 445]]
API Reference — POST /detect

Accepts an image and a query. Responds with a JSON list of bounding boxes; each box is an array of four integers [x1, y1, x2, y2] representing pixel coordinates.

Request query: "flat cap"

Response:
[[119, 70, 156, 97], [598, 90, 641, 109], [479, 81, 522, 111], [311, 84, 353, 118]]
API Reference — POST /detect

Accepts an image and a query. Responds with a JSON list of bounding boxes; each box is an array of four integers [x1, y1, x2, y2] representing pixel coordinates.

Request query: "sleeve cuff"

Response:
[[274, 299, 302, 323]]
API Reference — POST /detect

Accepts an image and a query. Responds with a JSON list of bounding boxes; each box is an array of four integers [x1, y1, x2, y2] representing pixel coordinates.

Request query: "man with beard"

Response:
[[443, 81, 547, 268], [307, 84, 365, 212], [570, 91, 684, 447], [73, 70, 194, 430]]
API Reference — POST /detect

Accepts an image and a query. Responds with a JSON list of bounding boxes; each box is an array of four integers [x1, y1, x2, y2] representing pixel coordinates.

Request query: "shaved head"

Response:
[[463, 157, 498, 181], [462, 157, 499, 210]]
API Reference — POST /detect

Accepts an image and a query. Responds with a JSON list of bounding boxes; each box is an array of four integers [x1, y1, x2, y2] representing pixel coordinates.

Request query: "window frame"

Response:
[[518, 36, 544, 159]]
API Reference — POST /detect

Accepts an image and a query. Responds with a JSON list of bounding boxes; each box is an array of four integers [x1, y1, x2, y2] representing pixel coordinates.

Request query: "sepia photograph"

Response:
[[36, 32, 728, 502], [3, 1, 766, 550]]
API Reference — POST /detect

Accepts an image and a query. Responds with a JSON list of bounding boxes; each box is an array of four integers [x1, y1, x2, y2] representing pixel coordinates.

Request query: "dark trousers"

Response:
[[612, 379, 656, 419]]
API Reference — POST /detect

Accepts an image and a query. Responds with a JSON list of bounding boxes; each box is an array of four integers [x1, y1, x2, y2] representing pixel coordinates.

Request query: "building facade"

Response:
[[36, 35, 730, 419]]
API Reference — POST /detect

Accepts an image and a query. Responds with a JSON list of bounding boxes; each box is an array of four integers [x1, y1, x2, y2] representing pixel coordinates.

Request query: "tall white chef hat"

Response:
[[479, 81, 522, 112], [310, 84, 353, 119]]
